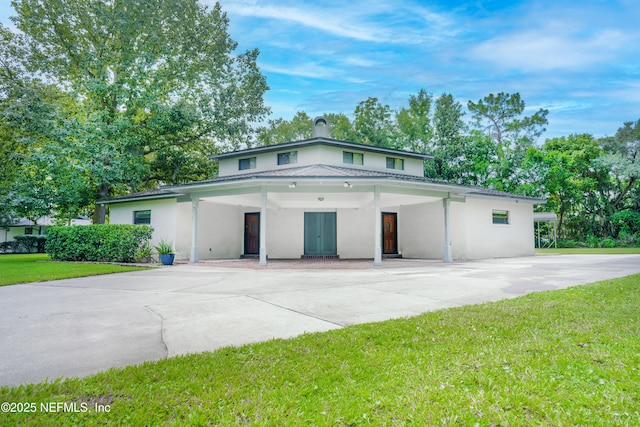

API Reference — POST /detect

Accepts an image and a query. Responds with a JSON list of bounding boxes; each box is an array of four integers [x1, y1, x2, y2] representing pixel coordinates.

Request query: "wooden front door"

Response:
[[382, 212, 398, 254], [304, 212, 337, 255], [244, 213, 260, 255]]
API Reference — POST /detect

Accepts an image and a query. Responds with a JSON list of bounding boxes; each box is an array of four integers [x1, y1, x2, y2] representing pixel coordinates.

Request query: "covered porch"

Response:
[[178, 178, 460, 266]]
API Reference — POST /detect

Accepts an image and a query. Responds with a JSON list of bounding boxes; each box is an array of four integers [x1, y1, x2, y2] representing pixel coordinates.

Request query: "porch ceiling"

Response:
[[199, 189, 442, 209]]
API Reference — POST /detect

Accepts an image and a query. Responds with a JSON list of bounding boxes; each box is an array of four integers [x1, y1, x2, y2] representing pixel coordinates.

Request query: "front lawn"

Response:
[[1, 274, 639, 426], [0, 254, 150, 286], [536, 247, 640, 254]]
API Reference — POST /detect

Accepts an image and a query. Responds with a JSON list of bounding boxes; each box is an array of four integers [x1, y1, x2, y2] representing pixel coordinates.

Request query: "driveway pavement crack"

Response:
[[145, 306, 169, 358], [245, 295, 345, 327]]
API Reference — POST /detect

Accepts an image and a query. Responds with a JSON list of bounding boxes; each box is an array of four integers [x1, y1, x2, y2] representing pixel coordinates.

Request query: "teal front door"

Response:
[[304, 212, 337, 255]]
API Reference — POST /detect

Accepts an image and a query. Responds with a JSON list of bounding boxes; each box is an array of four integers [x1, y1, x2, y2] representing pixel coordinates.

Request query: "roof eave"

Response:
[[208, 138, 433, 161], [464, 192, 547, 204], [99, 193, 183, 205]]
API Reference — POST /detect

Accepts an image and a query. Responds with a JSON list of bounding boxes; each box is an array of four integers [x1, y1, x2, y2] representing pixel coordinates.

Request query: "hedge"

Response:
[[45, 224, 153, 263], [13, 235, 47, 253]]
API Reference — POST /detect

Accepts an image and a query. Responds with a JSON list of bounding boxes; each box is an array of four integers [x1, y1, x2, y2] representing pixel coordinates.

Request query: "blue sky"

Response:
[[2, 0, 639, 141]]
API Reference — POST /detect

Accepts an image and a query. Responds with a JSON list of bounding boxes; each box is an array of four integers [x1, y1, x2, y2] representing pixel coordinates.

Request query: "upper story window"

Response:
[[386, 157, 404, 170], [134, 210, 151, 225], [492, 210, 509, 225], [277, 151, 297, 165], [239, 157, 256, 170], [343, 151, 364, 165]]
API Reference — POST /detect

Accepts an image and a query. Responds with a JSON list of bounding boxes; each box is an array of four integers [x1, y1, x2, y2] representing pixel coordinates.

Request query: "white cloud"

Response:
[[219, 1, 387, 42], [343, 55, 379, 67], [216, 0, 455, 45], [259, 62, 338, 79], [472, 29, 627, 71]]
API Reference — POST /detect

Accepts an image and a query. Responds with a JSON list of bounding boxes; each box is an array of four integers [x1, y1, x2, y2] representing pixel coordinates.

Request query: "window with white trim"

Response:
[[492, 210, 509, 225]]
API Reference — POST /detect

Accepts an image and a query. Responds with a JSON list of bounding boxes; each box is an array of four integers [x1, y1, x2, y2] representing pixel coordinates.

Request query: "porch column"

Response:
[[259, 187, 267, 266], [443, 197, 453, 263], [374, 185, 382, 266], [190, 198, 200, 263]]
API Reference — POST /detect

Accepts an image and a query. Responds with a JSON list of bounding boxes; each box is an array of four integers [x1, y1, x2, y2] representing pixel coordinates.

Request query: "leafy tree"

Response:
[[352, 97, 397, 147], [10, 0, 269, 223], [536, 134, 605, 238], [322, 113, 354, 141], [1, 23, 79, 224], [426, 93, 470, 183], [396, 89, 434, 153], [256, 111, 314, 146], [255, 112, 354, 147], [467, 92, 548, 191], [596, 119, 640, 214]]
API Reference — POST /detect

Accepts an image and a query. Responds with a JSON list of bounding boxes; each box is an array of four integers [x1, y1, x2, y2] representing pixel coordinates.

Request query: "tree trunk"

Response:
[[92, 183, 109, 224]]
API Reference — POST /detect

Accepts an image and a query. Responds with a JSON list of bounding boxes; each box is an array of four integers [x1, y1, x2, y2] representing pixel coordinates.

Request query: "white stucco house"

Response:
[[1, 216, 92, 244], [102, 117, 544, 265]]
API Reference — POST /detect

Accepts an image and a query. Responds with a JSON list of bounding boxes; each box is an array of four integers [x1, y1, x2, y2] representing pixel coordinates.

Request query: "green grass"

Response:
[[2, 274, 639, 426], [537, 247, 640, 254], [0, 254, 150, 286]]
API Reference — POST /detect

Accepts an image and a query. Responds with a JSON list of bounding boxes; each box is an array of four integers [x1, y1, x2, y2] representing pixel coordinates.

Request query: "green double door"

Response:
[[304, 212, 337, 255]]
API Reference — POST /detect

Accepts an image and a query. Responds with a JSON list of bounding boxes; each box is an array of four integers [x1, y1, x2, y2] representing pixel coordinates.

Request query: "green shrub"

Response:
[[0, 241, 17, 253], [45, 224, 153, 263], [611, 210, 640, 237], [585, 234, 599, 248], [600, 237, 617, 248], [557, 238, 579, 248], [616, 231, 637, 247], [154, 239, 174, 254], [13, 235, 47, 253], [135, 243, 154, 263]]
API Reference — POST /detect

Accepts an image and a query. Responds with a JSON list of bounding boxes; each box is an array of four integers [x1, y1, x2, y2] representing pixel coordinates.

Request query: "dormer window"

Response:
[[239, 157, 256, 170], [386, 157, 404, 170], [343, 151, 364, 165], [277, 151, 297, 165]]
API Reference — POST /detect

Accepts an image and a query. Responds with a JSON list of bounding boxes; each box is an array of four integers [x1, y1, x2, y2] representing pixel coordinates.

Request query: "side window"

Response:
[[343, 151, 363, 165], [24, 227, 33, 235], [492, 210, 509, 225], [277, 151, 298, 165], [134, 210, 151, 225], [239, 157, 257, 170], [386, 157, 404, 170]]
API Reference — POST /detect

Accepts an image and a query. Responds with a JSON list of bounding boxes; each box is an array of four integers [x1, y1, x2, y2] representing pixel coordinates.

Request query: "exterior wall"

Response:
[[399, 201, 445, 259], [461, 198, 535, 259], [398, 198, 534, 260], [266, 208, 304, 258], [265, 207, 375, 259], [218, 144, 424, 177], [109, 194, 536, 262], [175, 201, 245, 260], [337, 207, 375, 258], [174, 205, 379, 260], [109, 198, 177, 250]]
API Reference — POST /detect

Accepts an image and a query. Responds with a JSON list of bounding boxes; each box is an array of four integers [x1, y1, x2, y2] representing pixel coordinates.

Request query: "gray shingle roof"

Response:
[[102, 165, 544, 204]]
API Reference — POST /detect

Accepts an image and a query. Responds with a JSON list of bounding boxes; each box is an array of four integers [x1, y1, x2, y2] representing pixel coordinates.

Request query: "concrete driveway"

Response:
[[1, 254, 639, 386]]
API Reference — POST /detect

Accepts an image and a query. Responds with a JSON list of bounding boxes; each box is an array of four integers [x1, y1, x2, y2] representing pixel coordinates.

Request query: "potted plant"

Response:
[[135, 243, 153, 264], [154, 239, 175, 265]]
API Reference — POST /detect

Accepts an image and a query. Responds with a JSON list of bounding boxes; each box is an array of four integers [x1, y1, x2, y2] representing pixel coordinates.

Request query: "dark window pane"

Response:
[[134, 210, 151, 225], [239, 157, 256, 170]]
